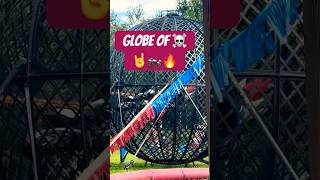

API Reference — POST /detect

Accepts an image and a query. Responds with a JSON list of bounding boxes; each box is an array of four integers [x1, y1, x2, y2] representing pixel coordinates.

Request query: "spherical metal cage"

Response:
[[110, 14, 208, 164]]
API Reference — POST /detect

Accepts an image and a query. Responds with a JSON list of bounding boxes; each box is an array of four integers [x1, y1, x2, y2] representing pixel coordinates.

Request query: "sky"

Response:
[[111, 0, 178, 23]]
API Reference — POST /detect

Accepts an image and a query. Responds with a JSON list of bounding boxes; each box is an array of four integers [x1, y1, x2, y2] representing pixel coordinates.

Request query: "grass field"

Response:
[[110, 151, 209, 174]]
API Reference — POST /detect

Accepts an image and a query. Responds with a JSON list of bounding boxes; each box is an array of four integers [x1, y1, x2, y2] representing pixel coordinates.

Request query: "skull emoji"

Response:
[[172, 33, 187, 48]]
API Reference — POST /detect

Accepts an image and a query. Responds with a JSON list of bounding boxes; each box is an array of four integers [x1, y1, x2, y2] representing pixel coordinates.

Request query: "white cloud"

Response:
[[111, 0, 177, 20]]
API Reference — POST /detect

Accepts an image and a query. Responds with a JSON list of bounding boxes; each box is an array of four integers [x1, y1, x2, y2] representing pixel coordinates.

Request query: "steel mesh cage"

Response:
[[211, 0, 308, 179], [110, 14, 208, 164], [0, 0, 109, 179]]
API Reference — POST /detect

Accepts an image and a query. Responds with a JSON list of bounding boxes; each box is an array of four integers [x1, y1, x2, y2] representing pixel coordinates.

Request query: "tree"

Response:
[[110, 10, 128, 46], [126, 5, 145, 25], [154, 10, 164, 18], [110, 5, 146, 46], [176, 0, 203, 22]]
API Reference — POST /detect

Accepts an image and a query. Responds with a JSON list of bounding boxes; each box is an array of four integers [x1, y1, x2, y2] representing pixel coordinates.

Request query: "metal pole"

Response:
[[304, 0, 320, 179], [117, 88, 124, 126], [182, 85, 207, 125], [25, 0, 40, 178], [228, 71, 299, 180], [134, 107, 167, 157], [203, 0, 213, 178], [80, 30, 88, 165], [272, 35, 281, 180], [25, 86, 39, 180]]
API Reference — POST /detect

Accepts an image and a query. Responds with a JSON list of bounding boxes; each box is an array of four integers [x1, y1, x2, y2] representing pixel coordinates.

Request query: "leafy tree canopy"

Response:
[[176, 0, 203, 22]]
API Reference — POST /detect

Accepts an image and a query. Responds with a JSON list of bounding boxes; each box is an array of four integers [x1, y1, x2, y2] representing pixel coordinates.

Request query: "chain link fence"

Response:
[[211, 0, 308, 179], [0, 0, 109, 179]]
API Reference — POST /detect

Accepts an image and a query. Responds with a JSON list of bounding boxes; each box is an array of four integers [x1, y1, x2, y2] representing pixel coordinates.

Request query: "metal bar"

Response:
[[172, 89, 178, 160], [233, 71, 305, 79], [80, 31, 88, 165], [209, 28, 219, 180], [304, 0, 320, 179], [113, 83, 206, 87], [134, 106, 167, 157], [25, 0, 41, 178], [203, 0, 213, 174], [27, 0, 40, 75], [30, 72, 108, 78], [272, 36, 281, 180], [110, 83, 169, 148], [25, 86, 39, 180], [0, 72, 109, 80], [110, 81, 118, 94], [117, 88, 124, 126], [182, 85, 207, 125], [0, 71, 305, 81], [228, 70, 300, 180]]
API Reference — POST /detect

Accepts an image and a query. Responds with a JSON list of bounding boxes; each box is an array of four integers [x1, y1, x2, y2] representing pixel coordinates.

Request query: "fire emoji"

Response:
[[164, 53, 176, 69]]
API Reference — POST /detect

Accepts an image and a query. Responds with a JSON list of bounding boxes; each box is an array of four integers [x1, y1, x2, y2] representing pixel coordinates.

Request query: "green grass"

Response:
[[110, 151, 208, 174]]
